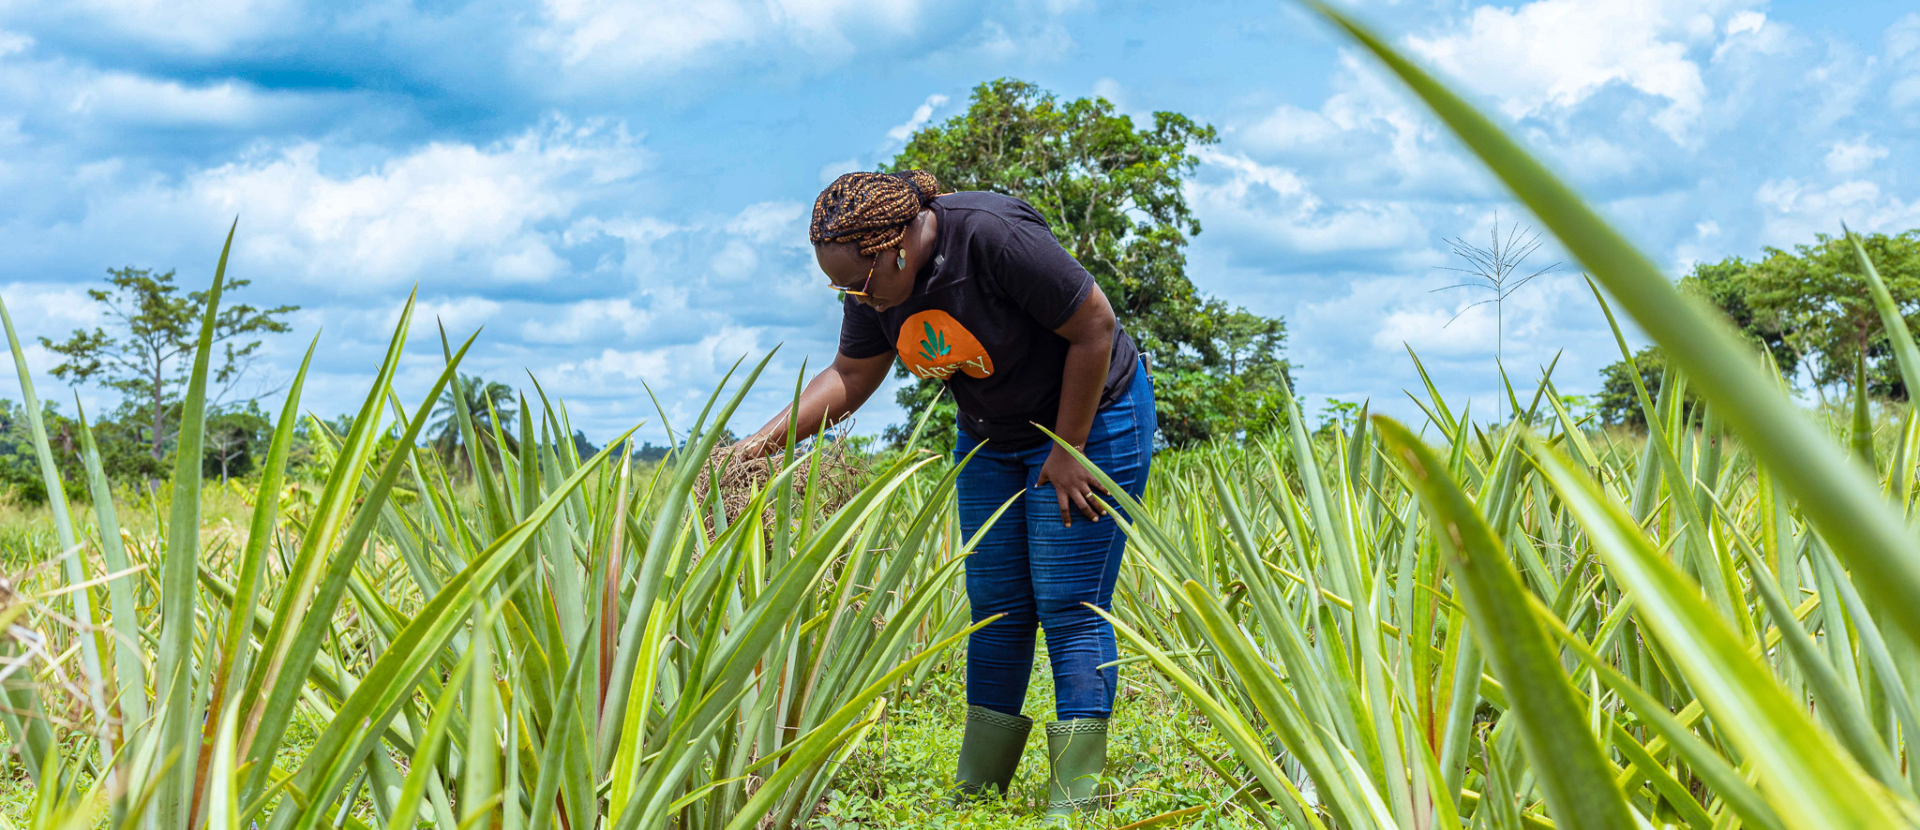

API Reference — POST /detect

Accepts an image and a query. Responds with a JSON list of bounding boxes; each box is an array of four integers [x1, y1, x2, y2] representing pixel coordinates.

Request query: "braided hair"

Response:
[[809, 170, 945, 255]]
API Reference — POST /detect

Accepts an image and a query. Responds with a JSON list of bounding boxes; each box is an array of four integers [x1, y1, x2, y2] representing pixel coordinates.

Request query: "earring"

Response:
[[896, 249, 907, 271]]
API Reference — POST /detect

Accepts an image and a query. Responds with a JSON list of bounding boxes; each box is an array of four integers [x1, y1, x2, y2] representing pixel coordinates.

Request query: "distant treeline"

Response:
[[1596, 228, 1920, 427]]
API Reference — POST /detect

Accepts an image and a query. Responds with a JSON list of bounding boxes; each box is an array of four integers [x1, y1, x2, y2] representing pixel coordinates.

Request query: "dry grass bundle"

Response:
[[691, 434, 866, 533]]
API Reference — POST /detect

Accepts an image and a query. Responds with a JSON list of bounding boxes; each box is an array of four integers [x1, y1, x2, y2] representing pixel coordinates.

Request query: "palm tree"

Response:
[[429, 374, 518, 470]]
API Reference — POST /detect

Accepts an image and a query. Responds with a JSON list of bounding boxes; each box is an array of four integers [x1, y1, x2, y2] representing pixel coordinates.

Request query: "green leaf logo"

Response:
[[917, 321, 951, 363]]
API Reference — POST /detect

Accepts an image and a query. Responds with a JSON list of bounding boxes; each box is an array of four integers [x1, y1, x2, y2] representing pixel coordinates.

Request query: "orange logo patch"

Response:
[[897, 310, 994, 381]]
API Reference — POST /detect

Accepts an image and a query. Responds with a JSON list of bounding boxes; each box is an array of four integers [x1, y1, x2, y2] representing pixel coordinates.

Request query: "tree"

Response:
[[1595, 346, 1667, 428], [1592, 247, 1846, 428], [205, 401, 272, 483], [90, 413, 167, 484], [1314, 398, 1363, 438], [882, 78, 1289, 447], [1684, 256, 1798, 374], [40, 266, 298, 464], [1155, 305, 1292, 445], [428, 374, 519, 471], [1745, 230, 1920, 399], [0, 398, 84, 505]]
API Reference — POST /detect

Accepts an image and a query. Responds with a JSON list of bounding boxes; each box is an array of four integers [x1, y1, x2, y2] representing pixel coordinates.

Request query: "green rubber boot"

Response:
[[1043, 717, 1109, 823], [953, 705, 1033, 803]]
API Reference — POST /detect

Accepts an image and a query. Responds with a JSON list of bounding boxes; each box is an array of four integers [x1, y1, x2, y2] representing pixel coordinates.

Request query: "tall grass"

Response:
[[8, 4, 1920, 828], [0, 230, 985, 828], [1074, 4, 1920, 829]]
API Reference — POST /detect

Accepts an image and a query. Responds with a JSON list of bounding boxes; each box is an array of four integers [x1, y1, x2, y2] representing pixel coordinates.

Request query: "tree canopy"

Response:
[[429, 374, 520, 460], [883, 78, 1290, 448], [1594, 228, 1920, 426], [40, 266, 298, 464], [1746, 229, 1920, 398]]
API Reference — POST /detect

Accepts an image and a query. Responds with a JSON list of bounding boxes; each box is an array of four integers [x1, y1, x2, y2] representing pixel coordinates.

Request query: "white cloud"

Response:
[[159, 117, 647, 291], [0, 37, 341, 137], [1725, 10, 1765, 37], [536, 0, 755, 71], [30, 0, 298, 54], [1895, 77, 1920, 110], [0, 283, 104, 332], [946, 17, 1074, 65], [809, 93, 960, 189], [725, 200, 806, 245], [0, 29, 30, 56], [1374, 301, 1498, 357], [1233, 52, 1486, 197], [1892, 14, 1920, 108], [1189, 148, 1429, 261], [518, 298, 649, 345], [1756, 177, 1920, 244], [1825, 138, 1889, 175], [818, 158, 861, 183], [542, 323, 781, 425], [1242, 104, 1343, 154], [533, 0, 926, 78], [1890, 13, 1920, 61], [65, 73, 311, 128], [1406, 0, 1758, 141], [886, 93, 949, 144], [392, 296, 504, 337]]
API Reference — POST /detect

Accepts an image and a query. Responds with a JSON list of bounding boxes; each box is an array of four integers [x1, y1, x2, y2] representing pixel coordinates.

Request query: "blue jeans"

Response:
[[955, 361, 1155, 721]]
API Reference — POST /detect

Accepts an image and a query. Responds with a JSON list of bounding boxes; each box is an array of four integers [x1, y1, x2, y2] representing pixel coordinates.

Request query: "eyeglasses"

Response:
[[829, 254, 880, 298]]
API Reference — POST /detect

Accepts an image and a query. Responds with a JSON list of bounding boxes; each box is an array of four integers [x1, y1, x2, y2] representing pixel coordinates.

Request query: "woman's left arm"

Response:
[[1034, 286, 1116, 527]]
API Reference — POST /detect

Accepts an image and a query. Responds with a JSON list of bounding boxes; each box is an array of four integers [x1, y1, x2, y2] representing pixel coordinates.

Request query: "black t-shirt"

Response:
[[838, 191, 1140, 449]]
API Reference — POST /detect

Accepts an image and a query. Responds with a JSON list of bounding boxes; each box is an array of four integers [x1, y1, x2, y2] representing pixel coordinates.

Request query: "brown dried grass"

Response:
[[691, 437, 865, 533]]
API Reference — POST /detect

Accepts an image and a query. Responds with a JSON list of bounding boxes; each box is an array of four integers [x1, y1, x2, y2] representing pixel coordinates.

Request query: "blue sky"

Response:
[[2, 0, 1917, 444]]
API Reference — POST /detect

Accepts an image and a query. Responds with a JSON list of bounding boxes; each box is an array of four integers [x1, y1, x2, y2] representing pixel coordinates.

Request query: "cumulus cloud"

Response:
[[1188, 147, 1431, 271], [0, 36, 348, 143], [65, 73, 322, 128], [387, 296, 504, 338], [0, 283, 105, 332], [6, 0, 300, 55], [174, 117, 647, 290], [1825, 138, 1889, 174], [1233, 52, 1488, 197], [1891, 13, 1920, 61], [6, 0, 1919, 442], [1405, 0, 1760, 142], [518, 298, 649, 344], [532, 0, 927, 79], [813, 93, 961, 183], [886, 93, 950, 144], [1891, 13, 1920, 108], [0, 29, 30, 56], [1724, 10, 1765, 37], [1755, 177, 1920, 244], [1373, 302, 1497, 358], [1269, 260, 1596, 425]]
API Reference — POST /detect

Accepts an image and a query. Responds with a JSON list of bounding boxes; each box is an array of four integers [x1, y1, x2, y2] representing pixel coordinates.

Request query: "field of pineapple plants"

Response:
[[5, 6, 1920, 829]]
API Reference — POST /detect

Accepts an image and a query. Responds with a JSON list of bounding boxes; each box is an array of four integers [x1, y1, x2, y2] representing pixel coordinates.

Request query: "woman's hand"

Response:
[[1034, 444, 1108, 527]]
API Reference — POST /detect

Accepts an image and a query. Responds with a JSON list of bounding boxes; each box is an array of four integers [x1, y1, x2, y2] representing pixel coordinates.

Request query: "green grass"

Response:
[[10, 4, 1920, 829], [0, 651, 1261, 829], [0, 481, 256, 572], [810, 637, 1268, 829]]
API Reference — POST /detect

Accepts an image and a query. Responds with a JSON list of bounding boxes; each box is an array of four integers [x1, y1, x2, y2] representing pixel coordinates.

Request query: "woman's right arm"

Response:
[[735, 351, 895, 458]]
